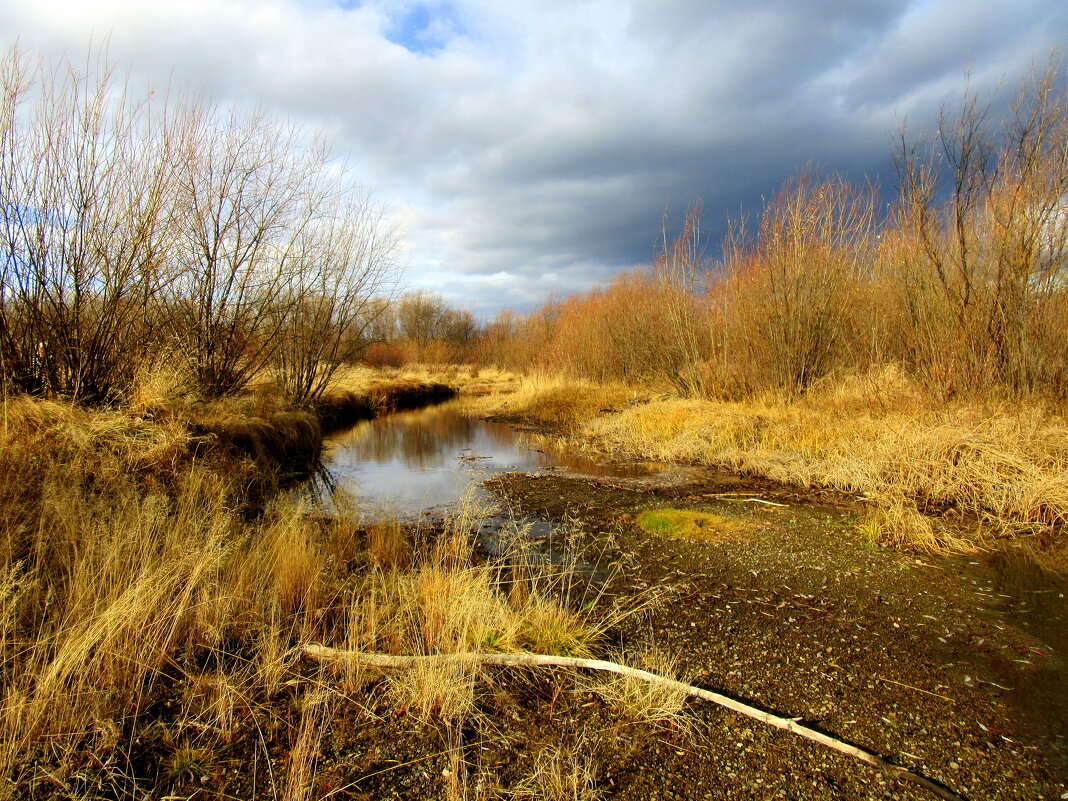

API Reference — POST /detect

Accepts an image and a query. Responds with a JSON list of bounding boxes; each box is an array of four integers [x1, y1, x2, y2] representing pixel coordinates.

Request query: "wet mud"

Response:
[[479, 466, 1068, 800]]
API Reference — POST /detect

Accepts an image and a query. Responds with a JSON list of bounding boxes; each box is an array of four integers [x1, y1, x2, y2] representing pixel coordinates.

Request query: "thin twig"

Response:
[[877, 676, 954, 702]]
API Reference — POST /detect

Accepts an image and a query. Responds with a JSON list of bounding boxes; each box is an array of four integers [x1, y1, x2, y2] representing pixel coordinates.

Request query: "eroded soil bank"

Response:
[[480, 464, 1068, 800]]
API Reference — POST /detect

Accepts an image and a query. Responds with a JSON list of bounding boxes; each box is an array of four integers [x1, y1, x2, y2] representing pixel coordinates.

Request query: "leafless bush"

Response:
[[0, 45, 399, 404], [653, 202, 712, 396], [395, 289, 479, 364], [268, 194, 400, 403], [0, 48, 187, 403], [717, 170, 877, 398], [890, 58, 1068, 401], [171, 110, 397, 398]]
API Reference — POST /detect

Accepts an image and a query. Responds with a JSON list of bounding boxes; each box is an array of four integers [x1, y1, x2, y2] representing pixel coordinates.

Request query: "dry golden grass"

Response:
[[464, 372, 639, 431], [282, 684, 335, 801], [0, 390, 659, 797], [330, 363, 520, 397], [386, 655, 479, 723], [584, 647, 690, 730], [0, 386, 700, 798], [366, 518, 408, 568], [510, 740, 602, 801], [479, 370, 1068, 551]]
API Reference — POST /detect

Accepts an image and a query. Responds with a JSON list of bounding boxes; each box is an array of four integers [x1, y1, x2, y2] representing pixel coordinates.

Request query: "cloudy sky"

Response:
[[1, 0, 1065, 316]]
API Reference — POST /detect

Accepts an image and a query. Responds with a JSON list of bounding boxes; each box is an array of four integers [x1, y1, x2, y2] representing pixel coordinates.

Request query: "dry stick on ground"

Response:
[[303, 645, 963, 801]]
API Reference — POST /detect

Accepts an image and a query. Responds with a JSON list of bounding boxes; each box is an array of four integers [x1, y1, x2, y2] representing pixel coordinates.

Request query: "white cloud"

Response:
[[0, 0, 1065, 315]]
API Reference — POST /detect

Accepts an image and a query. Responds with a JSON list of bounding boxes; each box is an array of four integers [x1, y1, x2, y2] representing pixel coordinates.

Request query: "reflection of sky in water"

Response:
[[322, 400, 660, 516]]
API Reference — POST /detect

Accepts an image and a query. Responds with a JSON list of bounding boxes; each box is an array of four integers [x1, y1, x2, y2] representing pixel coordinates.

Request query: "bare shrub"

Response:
[[268, 194, 399, 403], [0, 45, 398, 404], [890, 59, 1068, 401], [169, 108, 361, 398], [0, 48, 187, 403], [653, 202, 712, 396], [395, 289, 480, 364], [717, 170, 877, 398]]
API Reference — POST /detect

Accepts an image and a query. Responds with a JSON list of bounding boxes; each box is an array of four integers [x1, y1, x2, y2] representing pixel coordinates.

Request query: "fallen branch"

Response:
[[303, 644, 962, 801], [722, 496, 789, 507]]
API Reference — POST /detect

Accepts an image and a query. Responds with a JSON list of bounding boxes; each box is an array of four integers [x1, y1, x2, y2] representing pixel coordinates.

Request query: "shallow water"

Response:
[[319, 399, 662, 517], [981, 547, 1068, 658]]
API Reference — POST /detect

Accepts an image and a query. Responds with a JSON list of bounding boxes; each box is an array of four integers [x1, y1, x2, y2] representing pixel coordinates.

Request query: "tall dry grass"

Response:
[[0, 398, 335, 793], [463, 372, 640, 432], [0, 394, 614, 797], [478, 370, 1068, 551]]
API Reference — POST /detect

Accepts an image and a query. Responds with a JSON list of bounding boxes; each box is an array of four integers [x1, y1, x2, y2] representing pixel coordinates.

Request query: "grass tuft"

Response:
[[635, 509, 744, 542], [585, 648, 691, 730]]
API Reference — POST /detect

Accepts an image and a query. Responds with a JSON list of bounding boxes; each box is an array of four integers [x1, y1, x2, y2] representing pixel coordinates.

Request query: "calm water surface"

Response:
[[320, 399, 660, 517]]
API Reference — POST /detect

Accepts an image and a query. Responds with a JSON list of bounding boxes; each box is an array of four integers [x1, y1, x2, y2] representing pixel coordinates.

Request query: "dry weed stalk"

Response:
[[510, 739, 602, 801], [282, 684, 335, 801]]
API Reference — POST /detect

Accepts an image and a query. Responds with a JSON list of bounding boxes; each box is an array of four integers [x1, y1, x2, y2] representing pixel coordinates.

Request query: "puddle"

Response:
[[318, 399, 663, 517], [981, 547, 1068, 658]]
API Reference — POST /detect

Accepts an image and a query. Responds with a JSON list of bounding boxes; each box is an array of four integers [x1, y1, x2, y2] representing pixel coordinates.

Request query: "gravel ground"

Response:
[[480, 467, 1068, 801]]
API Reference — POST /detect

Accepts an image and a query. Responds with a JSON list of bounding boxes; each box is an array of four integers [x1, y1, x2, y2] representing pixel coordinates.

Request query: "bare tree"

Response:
[[654, 202, 711, 396], [0, 45, 402, 404], [269, 193, 400, 403], [721, 170, 877, 397], [0, 47, 186, 404], [166, 106, 319, 397], [892, 57, 1068, 399], [396, 290, 450, 362]]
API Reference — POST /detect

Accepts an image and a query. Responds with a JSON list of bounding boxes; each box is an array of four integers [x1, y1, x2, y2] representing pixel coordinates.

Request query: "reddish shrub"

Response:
[[362, 343, 406, 369]]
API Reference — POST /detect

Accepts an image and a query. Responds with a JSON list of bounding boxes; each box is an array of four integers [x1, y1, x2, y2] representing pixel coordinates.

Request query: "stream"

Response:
[[318, 399, 662, 516], [313, 399, 663, 569], [314, 398, 1068, 668], [303, 397, 1068, 789]]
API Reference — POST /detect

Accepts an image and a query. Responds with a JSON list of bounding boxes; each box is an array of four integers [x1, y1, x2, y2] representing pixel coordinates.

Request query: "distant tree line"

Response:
[[352, 289, 478, 367]]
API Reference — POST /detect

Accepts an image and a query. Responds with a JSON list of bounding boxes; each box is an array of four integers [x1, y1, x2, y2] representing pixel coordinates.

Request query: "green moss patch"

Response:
[[635, 509, 744, 542]]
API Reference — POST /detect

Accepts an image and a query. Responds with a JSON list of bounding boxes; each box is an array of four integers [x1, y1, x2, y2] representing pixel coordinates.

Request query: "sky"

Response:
[[0, 0, 1065, 317]]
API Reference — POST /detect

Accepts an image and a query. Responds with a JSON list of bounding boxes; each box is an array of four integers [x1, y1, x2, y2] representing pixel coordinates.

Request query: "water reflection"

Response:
[[984, 547, 1068, 657], [321, 400, 662, 516]]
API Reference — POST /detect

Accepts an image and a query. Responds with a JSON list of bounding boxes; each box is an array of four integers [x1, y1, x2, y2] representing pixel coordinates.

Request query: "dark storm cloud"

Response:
[[1, 0, 1065, 314]]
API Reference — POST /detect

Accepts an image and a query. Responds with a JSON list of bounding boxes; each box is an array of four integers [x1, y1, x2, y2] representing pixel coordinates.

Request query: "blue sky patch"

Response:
[[386, 2, 461, 55]]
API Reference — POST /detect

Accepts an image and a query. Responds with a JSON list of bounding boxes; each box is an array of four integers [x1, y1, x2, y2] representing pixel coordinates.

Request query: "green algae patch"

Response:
[[636, 509, 744, 542]]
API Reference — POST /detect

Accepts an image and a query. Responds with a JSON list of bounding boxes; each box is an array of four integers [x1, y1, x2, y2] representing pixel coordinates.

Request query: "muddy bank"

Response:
[[315, 382, 458, 432], [193, 381, 458, 483], [480, 468, 1068, 800]]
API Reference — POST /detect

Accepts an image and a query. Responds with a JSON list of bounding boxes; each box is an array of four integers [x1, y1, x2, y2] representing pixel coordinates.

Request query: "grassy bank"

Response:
[[0, 370, 616, 799], [126, 369, 463, 494], [468, 371, 1068, 552]]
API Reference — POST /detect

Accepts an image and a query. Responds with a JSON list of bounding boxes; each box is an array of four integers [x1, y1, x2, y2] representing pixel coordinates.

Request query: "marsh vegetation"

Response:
[[1, 44, 1067, 801]]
